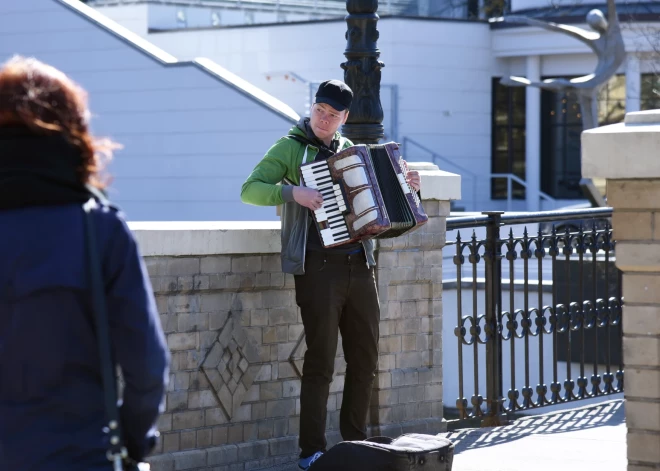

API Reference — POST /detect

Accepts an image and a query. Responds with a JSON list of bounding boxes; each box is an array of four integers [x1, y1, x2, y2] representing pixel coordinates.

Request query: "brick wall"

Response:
[[146, 253, 303, 471], [369, 200, 447, 437], [607, 181, 660, 471], [132, 165, 459, 471]]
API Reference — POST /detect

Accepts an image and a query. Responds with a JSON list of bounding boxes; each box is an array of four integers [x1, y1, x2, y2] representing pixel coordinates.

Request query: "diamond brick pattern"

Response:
[[288, 331, 345, 379], [202, 315, 262, 419]]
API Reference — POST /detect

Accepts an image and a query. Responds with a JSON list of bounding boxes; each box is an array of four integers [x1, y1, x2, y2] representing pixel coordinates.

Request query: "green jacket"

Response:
[[241, 123, 376, 274]]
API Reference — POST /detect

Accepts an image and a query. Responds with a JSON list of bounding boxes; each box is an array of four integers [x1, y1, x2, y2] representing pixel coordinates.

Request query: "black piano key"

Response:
[[329, 221, 346, 230]]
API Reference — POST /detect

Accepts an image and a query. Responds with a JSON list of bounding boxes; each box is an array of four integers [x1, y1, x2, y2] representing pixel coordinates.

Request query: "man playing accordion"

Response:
[[241, 80, 420, 470]]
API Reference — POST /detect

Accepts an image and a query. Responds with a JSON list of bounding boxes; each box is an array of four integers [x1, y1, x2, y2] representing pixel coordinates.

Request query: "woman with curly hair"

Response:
[[0, 56, 169, 471]]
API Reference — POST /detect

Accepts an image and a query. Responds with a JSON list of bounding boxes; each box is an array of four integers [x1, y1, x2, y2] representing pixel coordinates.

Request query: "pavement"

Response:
[[259, 397, 626, 470], [445, 397, 626, 471]]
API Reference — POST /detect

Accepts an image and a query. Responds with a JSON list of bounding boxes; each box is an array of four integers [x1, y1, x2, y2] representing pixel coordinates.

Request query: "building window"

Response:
[[541, 75, 625, 199], [483, 0, 509, 18], [599, 75, 626, 125], [491, 78, 526, 199], [641, 74, 660, 110]]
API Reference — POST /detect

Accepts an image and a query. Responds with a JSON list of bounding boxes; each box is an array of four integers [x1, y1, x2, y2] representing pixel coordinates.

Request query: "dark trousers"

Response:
[[294, 250, 380, 458]]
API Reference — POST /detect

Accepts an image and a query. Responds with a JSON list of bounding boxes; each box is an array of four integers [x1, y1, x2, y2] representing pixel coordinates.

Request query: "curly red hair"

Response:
[[0, 56, 117, 188]]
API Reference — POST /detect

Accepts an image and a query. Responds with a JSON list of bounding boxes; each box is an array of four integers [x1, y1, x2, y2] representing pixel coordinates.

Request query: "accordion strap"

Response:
[[286, 133, 316, 148]]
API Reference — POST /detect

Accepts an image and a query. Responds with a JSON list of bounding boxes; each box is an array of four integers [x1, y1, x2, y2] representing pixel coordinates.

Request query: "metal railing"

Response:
[[402, 137, 557, 212], [490, 174, 556, 211], [401, 137, 478, 209], [446, 208, 623, 426]]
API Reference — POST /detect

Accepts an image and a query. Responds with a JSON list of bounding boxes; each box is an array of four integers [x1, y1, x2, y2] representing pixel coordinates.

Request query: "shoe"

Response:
[[298, 451, 324, 470]]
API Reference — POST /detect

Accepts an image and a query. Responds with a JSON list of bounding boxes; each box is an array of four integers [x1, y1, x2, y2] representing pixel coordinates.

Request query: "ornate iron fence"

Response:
[[446, 208, 623, 426]]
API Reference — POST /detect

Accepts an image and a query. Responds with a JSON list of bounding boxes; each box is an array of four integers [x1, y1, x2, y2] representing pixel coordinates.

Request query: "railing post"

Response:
[[482, 211, 505, 426]]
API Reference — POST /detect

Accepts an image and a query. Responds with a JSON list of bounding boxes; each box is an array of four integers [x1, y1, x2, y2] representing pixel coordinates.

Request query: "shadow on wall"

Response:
[[443, 399, 624, 455]]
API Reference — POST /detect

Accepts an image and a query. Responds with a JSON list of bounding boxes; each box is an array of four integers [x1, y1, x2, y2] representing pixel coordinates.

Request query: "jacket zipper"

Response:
[[300, 144, 312, 273]]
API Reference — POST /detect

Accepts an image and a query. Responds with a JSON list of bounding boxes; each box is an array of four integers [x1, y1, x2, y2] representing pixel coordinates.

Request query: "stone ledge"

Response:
[[583, 110, 660, 180], [407, 162, 461, 201], [129, 221, 282, 256], [128, 167, 459, 257]]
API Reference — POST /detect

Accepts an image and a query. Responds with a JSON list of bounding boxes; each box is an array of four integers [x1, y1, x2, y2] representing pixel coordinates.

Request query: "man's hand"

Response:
[[406, 170, 421, 192], [401, 159, 421, 192], [293, 186, 324, 210]]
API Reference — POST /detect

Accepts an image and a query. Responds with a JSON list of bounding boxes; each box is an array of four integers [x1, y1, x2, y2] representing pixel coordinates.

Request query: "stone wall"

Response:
[[370, 199, 447, 436], [129, 164, 460, 471], [583, 111, 660, 471], [145, 252, 303, 471]]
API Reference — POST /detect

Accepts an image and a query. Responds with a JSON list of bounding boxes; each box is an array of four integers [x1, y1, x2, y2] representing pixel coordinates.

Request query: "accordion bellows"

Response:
[[300, 142, 428, 248]]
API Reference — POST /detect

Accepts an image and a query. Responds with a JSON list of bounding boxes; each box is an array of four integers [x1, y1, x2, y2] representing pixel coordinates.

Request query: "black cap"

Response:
[[315, 79, 353, 112]]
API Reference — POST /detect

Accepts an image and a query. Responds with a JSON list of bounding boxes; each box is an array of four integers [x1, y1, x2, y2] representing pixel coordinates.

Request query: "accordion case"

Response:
[[310, 434, 455, 471], [300, 142, 428, 248]]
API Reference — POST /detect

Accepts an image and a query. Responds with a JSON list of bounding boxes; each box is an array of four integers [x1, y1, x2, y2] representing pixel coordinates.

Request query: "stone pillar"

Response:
[[583, 110, 660, 471], [525, 55, 541, 211], [368, 162, 461, 437]]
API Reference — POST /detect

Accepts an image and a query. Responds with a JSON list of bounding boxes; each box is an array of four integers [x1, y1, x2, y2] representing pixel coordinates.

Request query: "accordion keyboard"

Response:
[[300, 161, 351, 246]]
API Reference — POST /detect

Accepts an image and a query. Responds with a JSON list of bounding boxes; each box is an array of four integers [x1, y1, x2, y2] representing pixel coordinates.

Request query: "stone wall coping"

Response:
[[129, 163, 460, 256], [407, 162, 461, 201], [129, 221, 282, 256], [582, 109, 660, 180]]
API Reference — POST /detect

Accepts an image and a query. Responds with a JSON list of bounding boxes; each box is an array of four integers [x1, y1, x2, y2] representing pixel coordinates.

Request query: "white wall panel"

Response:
[[1, 0, 297, 221]]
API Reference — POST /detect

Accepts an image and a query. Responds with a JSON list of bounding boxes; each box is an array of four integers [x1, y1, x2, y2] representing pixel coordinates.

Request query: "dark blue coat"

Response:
[[0, 203, 170, 471]]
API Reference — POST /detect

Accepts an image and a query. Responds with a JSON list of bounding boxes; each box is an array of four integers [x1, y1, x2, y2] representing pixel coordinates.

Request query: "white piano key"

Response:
[[307, 179, 332, 189], [329, 226, 349, 235]]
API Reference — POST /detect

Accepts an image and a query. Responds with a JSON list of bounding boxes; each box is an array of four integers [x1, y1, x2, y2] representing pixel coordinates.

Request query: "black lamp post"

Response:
[[341, 0, 385, 145]]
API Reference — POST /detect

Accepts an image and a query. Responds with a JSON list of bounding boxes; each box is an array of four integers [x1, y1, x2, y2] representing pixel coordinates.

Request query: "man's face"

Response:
[[309, 103, 349, 142]]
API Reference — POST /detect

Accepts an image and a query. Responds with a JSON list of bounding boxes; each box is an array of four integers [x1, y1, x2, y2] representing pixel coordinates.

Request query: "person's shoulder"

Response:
[[268, 135, 299, 152], [88, 200, 132, 241], [265, 135, 307, 162]]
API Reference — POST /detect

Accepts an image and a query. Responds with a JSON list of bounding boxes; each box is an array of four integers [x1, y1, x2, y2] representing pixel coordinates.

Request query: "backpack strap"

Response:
[[85, 184, 121, 213], [82, 199, 128, 471]]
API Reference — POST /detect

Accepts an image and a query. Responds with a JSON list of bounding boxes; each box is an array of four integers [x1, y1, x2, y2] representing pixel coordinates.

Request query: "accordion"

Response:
[[299, 142, 428, 248]]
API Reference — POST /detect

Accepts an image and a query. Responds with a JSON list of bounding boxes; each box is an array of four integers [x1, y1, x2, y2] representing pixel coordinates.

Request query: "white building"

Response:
[[0, 0, 298, 221], [89, 0, 660, 216], [4, 0, 660, 219]]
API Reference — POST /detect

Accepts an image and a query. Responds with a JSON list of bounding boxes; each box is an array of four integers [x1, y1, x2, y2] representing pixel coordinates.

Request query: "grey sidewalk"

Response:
[[446, 399, 626, 471], [259, 398, 626, 471]]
